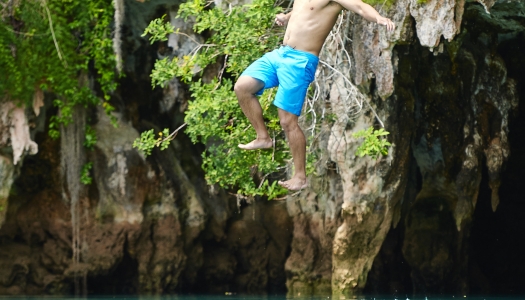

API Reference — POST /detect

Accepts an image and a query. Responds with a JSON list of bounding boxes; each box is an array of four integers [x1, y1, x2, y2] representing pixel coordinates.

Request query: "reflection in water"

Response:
[[0, 296, 521, 300]]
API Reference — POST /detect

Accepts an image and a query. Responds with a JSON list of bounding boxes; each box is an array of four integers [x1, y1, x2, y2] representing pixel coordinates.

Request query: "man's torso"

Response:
[[283, 0, 343, 56]]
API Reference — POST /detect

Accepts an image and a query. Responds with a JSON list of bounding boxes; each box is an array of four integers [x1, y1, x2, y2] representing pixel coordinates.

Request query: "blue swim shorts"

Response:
[[240, 46, 319, 116]]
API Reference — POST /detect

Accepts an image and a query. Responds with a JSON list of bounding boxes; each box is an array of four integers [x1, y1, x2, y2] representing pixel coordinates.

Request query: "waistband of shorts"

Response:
[[279, 45, 319, 62]]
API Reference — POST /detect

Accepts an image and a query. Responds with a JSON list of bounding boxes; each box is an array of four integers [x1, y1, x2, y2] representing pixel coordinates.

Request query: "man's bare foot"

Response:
[[278, 177, 308, 191], [238, 138, 273, 150]]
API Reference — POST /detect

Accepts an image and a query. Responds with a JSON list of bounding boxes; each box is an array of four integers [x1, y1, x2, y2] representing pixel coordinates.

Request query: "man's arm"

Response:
[[333, 0, 395, 31], [275, 10, 292, 26]]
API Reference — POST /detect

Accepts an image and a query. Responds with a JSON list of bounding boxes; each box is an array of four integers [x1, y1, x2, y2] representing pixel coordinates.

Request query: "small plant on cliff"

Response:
[[80, 162, 93, 185], [353, 127, 391, 159]]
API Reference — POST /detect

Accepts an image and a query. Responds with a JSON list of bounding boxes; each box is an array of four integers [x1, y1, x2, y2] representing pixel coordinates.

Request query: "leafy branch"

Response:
[[141, 15, 175, 43], [133, 123, 187, 156]]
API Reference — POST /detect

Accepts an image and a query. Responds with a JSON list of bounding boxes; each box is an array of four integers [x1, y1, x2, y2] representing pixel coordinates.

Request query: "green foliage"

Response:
[[0, 0, 118, 138], [137, 0, 287, 198], [362, 0, 396, 9], [133, 129, 157, 156], [133, 128, 172, 156], [353, 127, 391, 159], [142, 15, 175, 43], [150, 56, 192, 87], [1, 0, 123, 190], [158, 128, 172, 150], [185, 80, 288, 199], [143, 0, 283, 84], [84, 125, 97, 150], [259, 180, 286, 200], [80, 162, 93, 185]]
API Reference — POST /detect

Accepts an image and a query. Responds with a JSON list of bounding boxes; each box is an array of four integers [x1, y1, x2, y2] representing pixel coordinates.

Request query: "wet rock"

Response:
[[0, 155, 14, 228], [92, 108, 146, 223], [394, 8, 518, 292]]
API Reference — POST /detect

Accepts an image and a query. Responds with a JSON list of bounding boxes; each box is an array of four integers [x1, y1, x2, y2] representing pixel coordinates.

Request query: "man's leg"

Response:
[[277, 108, 308, 190], [234, 76, 273, 150]]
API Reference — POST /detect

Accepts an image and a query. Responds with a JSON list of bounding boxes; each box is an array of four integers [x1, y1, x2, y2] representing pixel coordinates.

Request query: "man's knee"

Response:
[[234, 76, 260, 96], [279, 115, 298, 132], [233, 76, 264, 96], [233, 79, 245, 95]]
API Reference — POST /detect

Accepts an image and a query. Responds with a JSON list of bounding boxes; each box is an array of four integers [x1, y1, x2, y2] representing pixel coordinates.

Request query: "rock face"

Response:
[[286, 0, 524, 297], [1, 0, 525, 297]]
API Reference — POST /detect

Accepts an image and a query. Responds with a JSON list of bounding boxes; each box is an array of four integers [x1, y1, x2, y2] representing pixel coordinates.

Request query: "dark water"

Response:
[[0, 296, 523, 300]]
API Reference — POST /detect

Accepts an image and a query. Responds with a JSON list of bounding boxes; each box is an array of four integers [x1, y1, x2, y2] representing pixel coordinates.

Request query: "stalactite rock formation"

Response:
[[353, 0, 465, 98], [4, 103, 38, 166], [0, 0, 283, 294], [0, 103, 38, 167], [409, 0, 464, 47], [396, 2, 521, 293], [328, 112, 409, 297], [399, 46, 518, 294], [0, 102, 38, 228], [159, 8, 204, 113]]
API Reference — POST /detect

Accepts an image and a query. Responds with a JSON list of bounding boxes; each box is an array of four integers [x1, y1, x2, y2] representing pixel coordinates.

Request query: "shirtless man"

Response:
[[234, 0, 395, 191]]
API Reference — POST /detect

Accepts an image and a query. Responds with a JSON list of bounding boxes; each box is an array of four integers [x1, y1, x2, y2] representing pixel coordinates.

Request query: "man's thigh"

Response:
[[273, 84, 310, 116], [240, 52, 279, 94], [236, 76, 265, 95], [273, 54, 316, 116], [277, 107, 299, 125]]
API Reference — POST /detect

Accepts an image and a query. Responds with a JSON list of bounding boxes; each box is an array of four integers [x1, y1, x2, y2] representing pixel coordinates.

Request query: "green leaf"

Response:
[[353, 127, 391, 159]]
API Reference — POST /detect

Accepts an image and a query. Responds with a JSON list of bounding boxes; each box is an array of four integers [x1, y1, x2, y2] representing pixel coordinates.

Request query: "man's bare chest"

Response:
[[292, 0, 342, 15]]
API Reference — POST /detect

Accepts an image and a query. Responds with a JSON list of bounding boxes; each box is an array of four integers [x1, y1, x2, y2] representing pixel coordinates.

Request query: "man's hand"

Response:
[[275, 13, 289, 26], [334, 0, 396, 31], [376, 16, 395, 31]]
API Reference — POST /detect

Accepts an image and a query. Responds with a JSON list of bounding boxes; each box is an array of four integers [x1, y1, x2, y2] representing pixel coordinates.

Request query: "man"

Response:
[[234, 0, 395, 191]]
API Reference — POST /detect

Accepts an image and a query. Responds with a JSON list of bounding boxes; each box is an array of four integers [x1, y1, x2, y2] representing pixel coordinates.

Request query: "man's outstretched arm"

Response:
[[333, 0, 395, 31], [275, 10, 292, 26]]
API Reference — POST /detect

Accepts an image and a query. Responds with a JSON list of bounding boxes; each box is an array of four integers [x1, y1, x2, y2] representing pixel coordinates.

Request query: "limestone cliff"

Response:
[[1, 0, 524, 297]]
